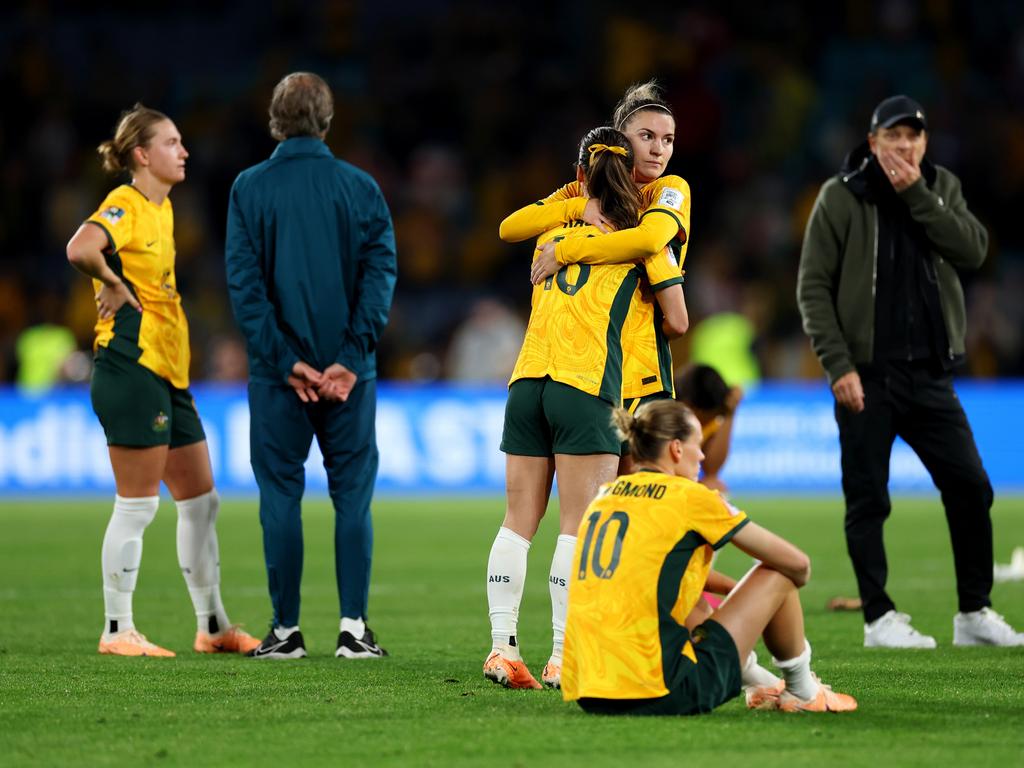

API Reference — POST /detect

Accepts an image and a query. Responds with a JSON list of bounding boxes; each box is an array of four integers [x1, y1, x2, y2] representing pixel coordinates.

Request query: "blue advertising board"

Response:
[[0, 382, 1019, 495]]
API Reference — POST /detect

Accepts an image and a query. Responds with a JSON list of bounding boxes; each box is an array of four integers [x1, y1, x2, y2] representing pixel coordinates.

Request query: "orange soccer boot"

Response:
[[194, 625, 262, 654], [778, 680, 858, 713], [98, 628, 176, 658], [541, 660, 562, 689], [744, 679, 786, 710], [483, 651, 542, 690]]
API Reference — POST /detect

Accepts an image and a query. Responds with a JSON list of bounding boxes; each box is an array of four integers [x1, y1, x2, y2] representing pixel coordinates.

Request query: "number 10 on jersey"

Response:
[[577, 510, 630, 580]]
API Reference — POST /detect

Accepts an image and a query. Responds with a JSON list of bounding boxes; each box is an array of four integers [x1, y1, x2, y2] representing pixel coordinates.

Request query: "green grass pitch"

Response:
[[1, 495, 1022, 767]]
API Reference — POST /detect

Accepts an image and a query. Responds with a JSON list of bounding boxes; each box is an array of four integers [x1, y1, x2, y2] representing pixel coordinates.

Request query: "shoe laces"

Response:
[[888, 612, 931, 637], [973, 607, 1015, 631], [119, 628, 150, 645]]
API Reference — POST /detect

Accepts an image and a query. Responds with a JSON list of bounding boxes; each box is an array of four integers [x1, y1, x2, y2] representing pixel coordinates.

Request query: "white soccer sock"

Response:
[[548, 534, 576, 664], [176, 490, 231, 634], [772, 641, 818, 701], [101, 495, 159, 635], [741, 649, 783, 688], [487, 526, 531, 659], [341, 616, 366, 638]]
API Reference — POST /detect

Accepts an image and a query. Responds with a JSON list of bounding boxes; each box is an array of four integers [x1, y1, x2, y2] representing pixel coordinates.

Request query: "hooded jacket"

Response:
[[797, 141, 988, 385]]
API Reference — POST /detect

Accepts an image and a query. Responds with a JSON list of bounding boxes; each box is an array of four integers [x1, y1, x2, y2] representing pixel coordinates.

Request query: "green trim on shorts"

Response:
[[91, 346, 205, 448], [501, 377, 621, 457]]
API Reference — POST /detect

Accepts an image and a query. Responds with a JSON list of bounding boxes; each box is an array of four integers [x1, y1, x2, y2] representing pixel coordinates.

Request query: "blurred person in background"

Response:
[[484, 125, 686, 690], [66, 104, 260, 658], [798, 95, 1024, 649], [445, 298, 525, 382], [225, 72, 397, 660], [674, 363, 743, 495], [14, 288, 76, 393]]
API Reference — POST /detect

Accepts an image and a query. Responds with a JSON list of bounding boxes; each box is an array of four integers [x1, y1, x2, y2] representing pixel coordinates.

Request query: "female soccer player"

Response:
[[562, 399, 857, 714], [505, 80, 689, 407], [503, 80, 783, 700], [485, 127, 687, 689], [674, 363, 744, 494], [66, 104, 259, 657]]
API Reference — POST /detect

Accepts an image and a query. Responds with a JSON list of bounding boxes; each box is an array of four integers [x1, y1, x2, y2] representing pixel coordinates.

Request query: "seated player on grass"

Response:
[[674, 363, 742, 495], [561, 399, 857, 714]]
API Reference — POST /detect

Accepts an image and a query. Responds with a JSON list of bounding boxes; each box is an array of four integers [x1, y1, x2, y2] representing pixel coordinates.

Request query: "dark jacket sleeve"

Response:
[[336, 182, 398, 370], [796, 180, 855, 385], [224, 179, 300, 383], [899, 168, 988, 270]]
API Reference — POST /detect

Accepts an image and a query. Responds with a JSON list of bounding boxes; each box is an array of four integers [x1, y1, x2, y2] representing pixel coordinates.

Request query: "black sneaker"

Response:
[[335, 626, 388, 658], [248, 628, 307, 659]]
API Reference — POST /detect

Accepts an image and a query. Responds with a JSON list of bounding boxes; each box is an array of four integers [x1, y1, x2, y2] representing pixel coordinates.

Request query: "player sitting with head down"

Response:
[[561, 399, 857, 714], [674, 363, 742, 495]]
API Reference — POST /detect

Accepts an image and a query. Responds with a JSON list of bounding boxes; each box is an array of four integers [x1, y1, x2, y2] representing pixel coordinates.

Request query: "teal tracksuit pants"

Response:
[[248, 378, 378, 627]]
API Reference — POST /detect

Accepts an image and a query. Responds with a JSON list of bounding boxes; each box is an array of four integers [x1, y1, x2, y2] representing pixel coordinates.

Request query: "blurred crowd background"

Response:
[[3, 0, 1023, 391]]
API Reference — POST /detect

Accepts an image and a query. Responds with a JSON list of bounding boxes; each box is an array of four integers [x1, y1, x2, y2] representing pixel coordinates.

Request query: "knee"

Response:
[[176, 489, 219, 525], [941, 472, 993, 512], [843, 486, 891, 528]]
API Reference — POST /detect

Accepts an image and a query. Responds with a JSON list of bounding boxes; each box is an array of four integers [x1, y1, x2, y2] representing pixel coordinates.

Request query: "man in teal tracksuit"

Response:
[[225, 72, 397, 659]]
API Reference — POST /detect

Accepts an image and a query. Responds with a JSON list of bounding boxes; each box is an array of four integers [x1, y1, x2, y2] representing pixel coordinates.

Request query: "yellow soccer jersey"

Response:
[[505, 177, 690, 399], [509, 222, 682, 404], [86, 185, 191, 388], [562, 471, 749, 702], [619, 244, 682, 399], [618, 177, 690, 398], [548, 175, 691, 267]]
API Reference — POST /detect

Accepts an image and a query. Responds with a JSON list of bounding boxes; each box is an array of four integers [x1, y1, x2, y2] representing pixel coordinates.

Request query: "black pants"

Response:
[[835, 362, 993, 622]]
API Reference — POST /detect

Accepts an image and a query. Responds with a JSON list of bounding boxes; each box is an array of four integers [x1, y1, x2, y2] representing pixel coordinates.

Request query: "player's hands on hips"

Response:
[[319, 363, 358, 402], [878, 149, 920, 192], [289, 361, 323, 403], [530, 241, 560, 285], [581, 198, 611, 233], [95, 280, 141, 319], [832, 370, 865, 413]]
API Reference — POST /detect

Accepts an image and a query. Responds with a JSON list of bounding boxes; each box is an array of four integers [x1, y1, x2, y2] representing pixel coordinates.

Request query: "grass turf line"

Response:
[[0, 496, 1022, 767]]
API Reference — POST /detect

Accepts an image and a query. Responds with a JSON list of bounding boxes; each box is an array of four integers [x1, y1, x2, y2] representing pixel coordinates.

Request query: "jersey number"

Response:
[[543, 237, 591, 296], [577, 510, 630, 579]]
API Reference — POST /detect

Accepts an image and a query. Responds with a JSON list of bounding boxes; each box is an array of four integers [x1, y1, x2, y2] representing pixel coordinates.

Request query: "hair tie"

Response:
[[588, 143, 628, 157]]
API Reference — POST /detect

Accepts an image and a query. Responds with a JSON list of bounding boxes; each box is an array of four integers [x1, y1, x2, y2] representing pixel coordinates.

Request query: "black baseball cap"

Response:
[[870, 95, 927, 133]]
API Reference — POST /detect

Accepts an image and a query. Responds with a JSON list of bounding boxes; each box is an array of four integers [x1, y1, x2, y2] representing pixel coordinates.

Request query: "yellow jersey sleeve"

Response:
[[86, 187, 137, 254], [498, 181, 585, 243], [640, 246, 684, 292], [641, 175, 691, 247], [555, 204, 679, 266], [686, 484, 749, 549]]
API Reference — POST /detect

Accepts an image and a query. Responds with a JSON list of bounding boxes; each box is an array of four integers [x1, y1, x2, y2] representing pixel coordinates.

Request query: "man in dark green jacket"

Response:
[[798, 95, 1023, 649], [225, 72, 397, 659]]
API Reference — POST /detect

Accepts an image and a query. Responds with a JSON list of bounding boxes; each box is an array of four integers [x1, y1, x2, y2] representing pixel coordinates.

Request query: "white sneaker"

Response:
[[864, 610, 937, 649], [953, 607, 1024, 647]]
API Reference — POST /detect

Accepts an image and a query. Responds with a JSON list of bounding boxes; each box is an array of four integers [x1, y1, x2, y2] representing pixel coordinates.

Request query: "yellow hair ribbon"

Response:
[[588, 143, 628, 157]]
